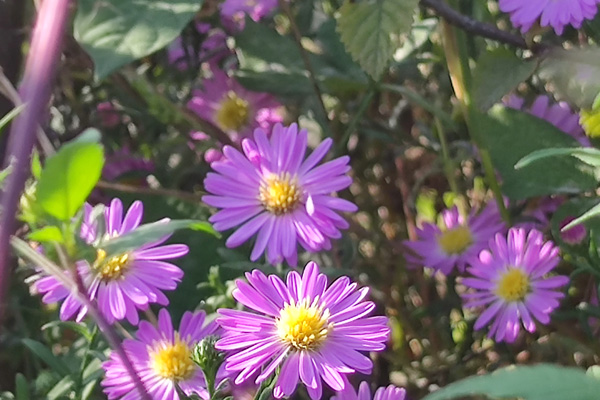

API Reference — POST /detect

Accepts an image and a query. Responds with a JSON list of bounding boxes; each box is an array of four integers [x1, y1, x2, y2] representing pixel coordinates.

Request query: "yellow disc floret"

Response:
[[259, 172, 302, 215], [93, 249, 132, 281], [276, 299, 332, 351], [215, 91, 250, 132], [496, 268, 530, 302], [437, 226, 473, 255], [151, 335, 196, 381]]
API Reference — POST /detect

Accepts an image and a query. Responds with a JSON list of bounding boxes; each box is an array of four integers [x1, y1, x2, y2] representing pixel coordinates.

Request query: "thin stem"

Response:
[[0, 0, 69, 321], [434, 117, 459, 194], [420, 0, 548, 52], [336, 86, 376, 154], [279, 0, 332, 134], [96, 180, 205, 202], [440, 17, 510, 222], [11, 238, 151, 400]]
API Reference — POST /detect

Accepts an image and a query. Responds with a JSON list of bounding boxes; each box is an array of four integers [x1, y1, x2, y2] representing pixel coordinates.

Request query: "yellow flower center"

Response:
[[151, 335, 196, 381], [276, 300, 332, 351], [93, 249, 132, 281], [259, 173, 303, 215], [580, 108, 600, 138], [496, 268, 530, 302], [437, 226, 473, 255], [215, 91, 250, 132]]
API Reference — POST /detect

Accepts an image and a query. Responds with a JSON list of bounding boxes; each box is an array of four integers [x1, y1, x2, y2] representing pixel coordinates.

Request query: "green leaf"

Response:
[[472, 105, 597, 200], [0, 165, 12, 189], [539, 48, 600, 109], [27, 226, 65, 243], [22, 339, 71, 376], [47, 376, 74, 400], [336, 0, 419, 79], [516, 147, 600, 169], [472, 48, 537, 111], [36, 141, 104, 221], [422, 364, 600, 400], [74, 0, 203, 79], [15, 374, 28, 400], [101, 219, 218, 257], [551, 198, 600, 246], [561, 201, 600, 231]]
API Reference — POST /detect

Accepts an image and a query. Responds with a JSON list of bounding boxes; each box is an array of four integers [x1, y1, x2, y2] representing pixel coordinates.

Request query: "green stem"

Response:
[[336, 85, 376, 155], [440, 17, 509, 222], [75, 325, 98, 400], [434, 117, 459, 194]]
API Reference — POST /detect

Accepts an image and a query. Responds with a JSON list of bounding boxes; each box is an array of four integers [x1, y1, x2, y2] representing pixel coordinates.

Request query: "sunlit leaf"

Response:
[[422, 364, 600, 400], [336, 0, 419, 79], [36, 141, 104, 221], [74, 0, 204, 79]]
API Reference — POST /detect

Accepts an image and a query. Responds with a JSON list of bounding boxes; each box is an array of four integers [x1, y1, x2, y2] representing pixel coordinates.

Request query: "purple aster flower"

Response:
[[203, 123, 357, 266], [332, 381, 407, 400], [188, 69, 283, 142], [220, 0, 278, 31], [559, 216, 587, 245], [462, 227, 569, 343], [403, 203, 504, 275], [216, 262, 390, 400], [102, 308, 218, 400], [33, 198, 188, 325], [505, 94, 590, 146], [499, 0, 600, 35]]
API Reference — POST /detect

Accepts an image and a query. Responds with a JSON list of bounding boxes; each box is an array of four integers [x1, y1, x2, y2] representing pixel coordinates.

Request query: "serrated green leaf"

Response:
[[472, 106, 597, 200], [22, 339, 71, 376], [422, 364, 600, 400], [36, 141, 104, 221], [74, 0, 203, 79], [473, 48, 537, 111], [102, 219, 218, 257], [336, 0, 419, 79], [27, 226, 65, 243]]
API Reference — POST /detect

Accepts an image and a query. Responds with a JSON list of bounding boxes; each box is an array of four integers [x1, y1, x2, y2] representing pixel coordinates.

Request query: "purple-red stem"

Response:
[[0, 0, 70, 320]]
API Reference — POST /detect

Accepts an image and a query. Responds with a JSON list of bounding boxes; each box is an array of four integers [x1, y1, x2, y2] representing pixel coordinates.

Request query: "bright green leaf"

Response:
[[516, 147, 600, 169], [27, 226, 65, 243], [36, 141, 104, 221], [74, 0, 204, 80], [336, 0, 419, 79], [22, 339, 71, 376], [422, 364, 600, 400], [472, 106, 597, 200], [473, 48, 537, 111], [101, 219, 218, 257]]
